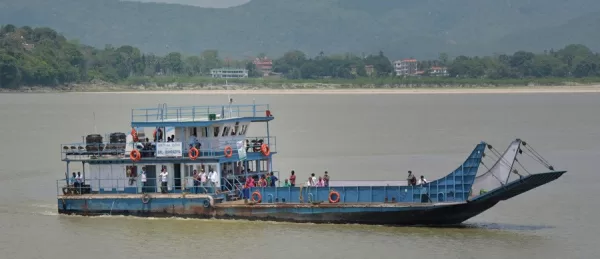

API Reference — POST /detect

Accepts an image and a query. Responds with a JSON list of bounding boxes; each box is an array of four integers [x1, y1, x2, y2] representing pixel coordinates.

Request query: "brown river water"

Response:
[[0, 92, 598, 259]]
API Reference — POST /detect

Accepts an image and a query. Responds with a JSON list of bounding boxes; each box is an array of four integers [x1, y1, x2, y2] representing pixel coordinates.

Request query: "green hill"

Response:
[[485, 11, 600, 54], [1, 0, 599, 58]]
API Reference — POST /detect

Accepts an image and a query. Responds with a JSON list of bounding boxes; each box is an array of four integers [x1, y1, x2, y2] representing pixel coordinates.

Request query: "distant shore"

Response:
[[2, 83, 600, 94]]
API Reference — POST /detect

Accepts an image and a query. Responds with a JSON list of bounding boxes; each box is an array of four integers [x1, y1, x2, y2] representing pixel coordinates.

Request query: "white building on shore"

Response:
[[210, 68, 249, 78]]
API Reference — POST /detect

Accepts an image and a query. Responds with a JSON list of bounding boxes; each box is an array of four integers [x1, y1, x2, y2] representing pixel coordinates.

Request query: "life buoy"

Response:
[[189, 147, 199, 160], [260, 143, 270, 156], [141, 193, 151, 204], [328, 190, 340, 203], [251, 191, 262, 203], [203, 199, 210, 208], [130, 149, 141, 161], [224, 145, 233, 158], [131, 128, 139, 142]]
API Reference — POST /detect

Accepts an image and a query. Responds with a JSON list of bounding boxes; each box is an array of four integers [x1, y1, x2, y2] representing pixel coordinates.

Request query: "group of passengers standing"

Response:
[[407, 171, 428, 186], [279, 170, 330, 187], [190, 167, 219, 194], [243, 172, 279, 188]]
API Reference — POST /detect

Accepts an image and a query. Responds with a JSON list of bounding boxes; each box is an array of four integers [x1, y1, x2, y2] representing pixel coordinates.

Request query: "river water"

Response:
[[0, 92, 597, 259]]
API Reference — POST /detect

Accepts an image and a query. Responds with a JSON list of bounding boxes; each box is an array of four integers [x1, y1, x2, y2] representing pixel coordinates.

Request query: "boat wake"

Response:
[[448, 222, 555, 231]]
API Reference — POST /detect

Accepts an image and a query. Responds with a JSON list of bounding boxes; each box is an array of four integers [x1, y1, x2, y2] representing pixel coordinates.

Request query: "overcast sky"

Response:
[[123, 0, 251, 8]]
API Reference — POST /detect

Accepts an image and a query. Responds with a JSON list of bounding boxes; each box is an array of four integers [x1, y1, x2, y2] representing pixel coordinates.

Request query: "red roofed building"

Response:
[[252, 57, 273, 77], [430, 66, 449, 76]]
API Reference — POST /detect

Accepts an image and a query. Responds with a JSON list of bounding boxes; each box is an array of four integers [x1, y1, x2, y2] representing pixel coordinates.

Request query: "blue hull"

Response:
[[57, 171, 565, 226]]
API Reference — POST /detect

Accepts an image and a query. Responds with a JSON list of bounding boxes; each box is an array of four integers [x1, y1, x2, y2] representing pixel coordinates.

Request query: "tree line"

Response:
[[1, 24, 599, 89]]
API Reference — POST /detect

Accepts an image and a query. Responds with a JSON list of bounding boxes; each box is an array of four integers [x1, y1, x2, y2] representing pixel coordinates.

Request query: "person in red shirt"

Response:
[[289, 170, 296, 187]]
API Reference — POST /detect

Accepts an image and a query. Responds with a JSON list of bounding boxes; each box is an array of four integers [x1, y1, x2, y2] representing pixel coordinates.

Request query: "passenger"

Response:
[[323, 171, 330, 187], [266, 173, 272, 186], [418, 175, 428, 185], [269, 172, 278, 187], [200, 168, 207, 192], [192, 169, 200, 194], [283, 179, 291, 187], [258, 175, 267, 187], [188, 133, 197, 147], [407, 171, 417, 186], [316, 177, 324, 187], [289, 170, 296, 187], [246, 176, 255, 188], [159, 167, 169, 193], [76, 172, 84, 194], [208, 167, 218, 192], [310, 173, 317, 186], [70, 172, 77, 187], [140, 167, 147, 193], [306, 177, 313, 187]]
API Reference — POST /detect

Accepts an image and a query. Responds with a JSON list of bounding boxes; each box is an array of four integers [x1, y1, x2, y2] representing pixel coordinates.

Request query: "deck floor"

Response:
[[57, 193, 465, 207]]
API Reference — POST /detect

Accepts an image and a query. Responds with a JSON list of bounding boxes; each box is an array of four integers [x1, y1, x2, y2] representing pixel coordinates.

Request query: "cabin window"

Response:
[[232, 122, 240, 136], [192, 127, 197, 136], [240, 125, 248, 135], [213, 126, 220, 137], [200, 127, 208, 137], [222, 126, 230, 137]]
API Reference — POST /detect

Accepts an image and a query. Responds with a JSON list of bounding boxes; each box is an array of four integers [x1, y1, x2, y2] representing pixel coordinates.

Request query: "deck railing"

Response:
[[131, 104, 271, 123], [57, 177, 224, 195], [57, 175, 468, 203], [60, 136, 277, 160]]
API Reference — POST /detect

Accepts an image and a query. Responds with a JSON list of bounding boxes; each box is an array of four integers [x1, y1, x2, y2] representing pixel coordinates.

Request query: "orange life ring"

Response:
[[260, 143, 270, 156], [328, 190, 340, 203], [224, 146, 233, 158], [130, 149, 141, 161], [189, 147, 199, 160], [131, 128, 139, 142], [251, 191, 262, 203]]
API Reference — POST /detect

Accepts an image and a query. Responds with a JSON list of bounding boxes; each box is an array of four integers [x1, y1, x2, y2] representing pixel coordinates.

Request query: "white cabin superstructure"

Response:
[[60, 103, 277, 196]]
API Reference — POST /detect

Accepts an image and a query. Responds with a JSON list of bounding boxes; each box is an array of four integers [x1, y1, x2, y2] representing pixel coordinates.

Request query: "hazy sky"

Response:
[[123, 0, 251, 8]]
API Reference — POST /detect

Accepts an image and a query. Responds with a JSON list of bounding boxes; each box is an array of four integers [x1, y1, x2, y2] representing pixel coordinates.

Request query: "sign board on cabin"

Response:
[[156, 142, 183, 157], [237, 140, 246, 161]]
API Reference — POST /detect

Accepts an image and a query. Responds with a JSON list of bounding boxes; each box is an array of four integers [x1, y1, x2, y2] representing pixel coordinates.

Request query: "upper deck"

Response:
[[131, 104, 274, 128]]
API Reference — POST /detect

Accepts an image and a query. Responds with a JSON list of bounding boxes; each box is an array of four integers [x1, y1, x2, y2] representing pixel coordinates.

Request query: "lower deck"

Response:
[[55, 193, 484, 225], [56, 171, 566, 225], [57, 193, 464, 208]]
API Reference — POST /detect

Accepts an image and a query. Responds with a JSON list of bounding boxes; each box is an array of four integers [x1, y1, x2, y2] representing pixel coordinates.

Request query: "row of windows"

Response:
[[191, 122, 248, 138]]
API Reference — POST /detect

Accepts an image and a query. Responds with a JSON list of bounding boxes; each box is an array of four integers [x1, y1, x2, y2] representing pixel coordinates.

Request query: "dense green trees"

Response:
[[1, 24, 600, 89], [445, 45, 600, 79]]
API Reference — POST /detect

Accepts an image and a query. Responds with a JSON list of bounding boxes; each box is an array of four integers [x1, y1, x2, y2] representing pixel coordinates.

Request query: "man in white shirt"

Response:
[[208, 168, 218, 193], [188, 133, 198, 148], [140, 167, 147, 193], [199, 168, 207, 193], [159, 166, 169, 193], [418, 175, 428, 185]]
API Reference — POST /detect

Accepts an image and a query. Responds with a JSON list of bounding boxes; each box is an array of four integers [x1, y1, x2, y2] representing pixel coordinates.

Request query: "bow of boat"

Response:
[[469, 170, 567, 203]]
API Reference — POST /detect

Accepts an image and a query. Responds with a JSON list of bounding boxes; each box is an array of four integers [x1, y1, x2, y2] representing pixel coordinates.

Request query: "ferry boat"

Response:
[[56, 102, 566, 226]]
